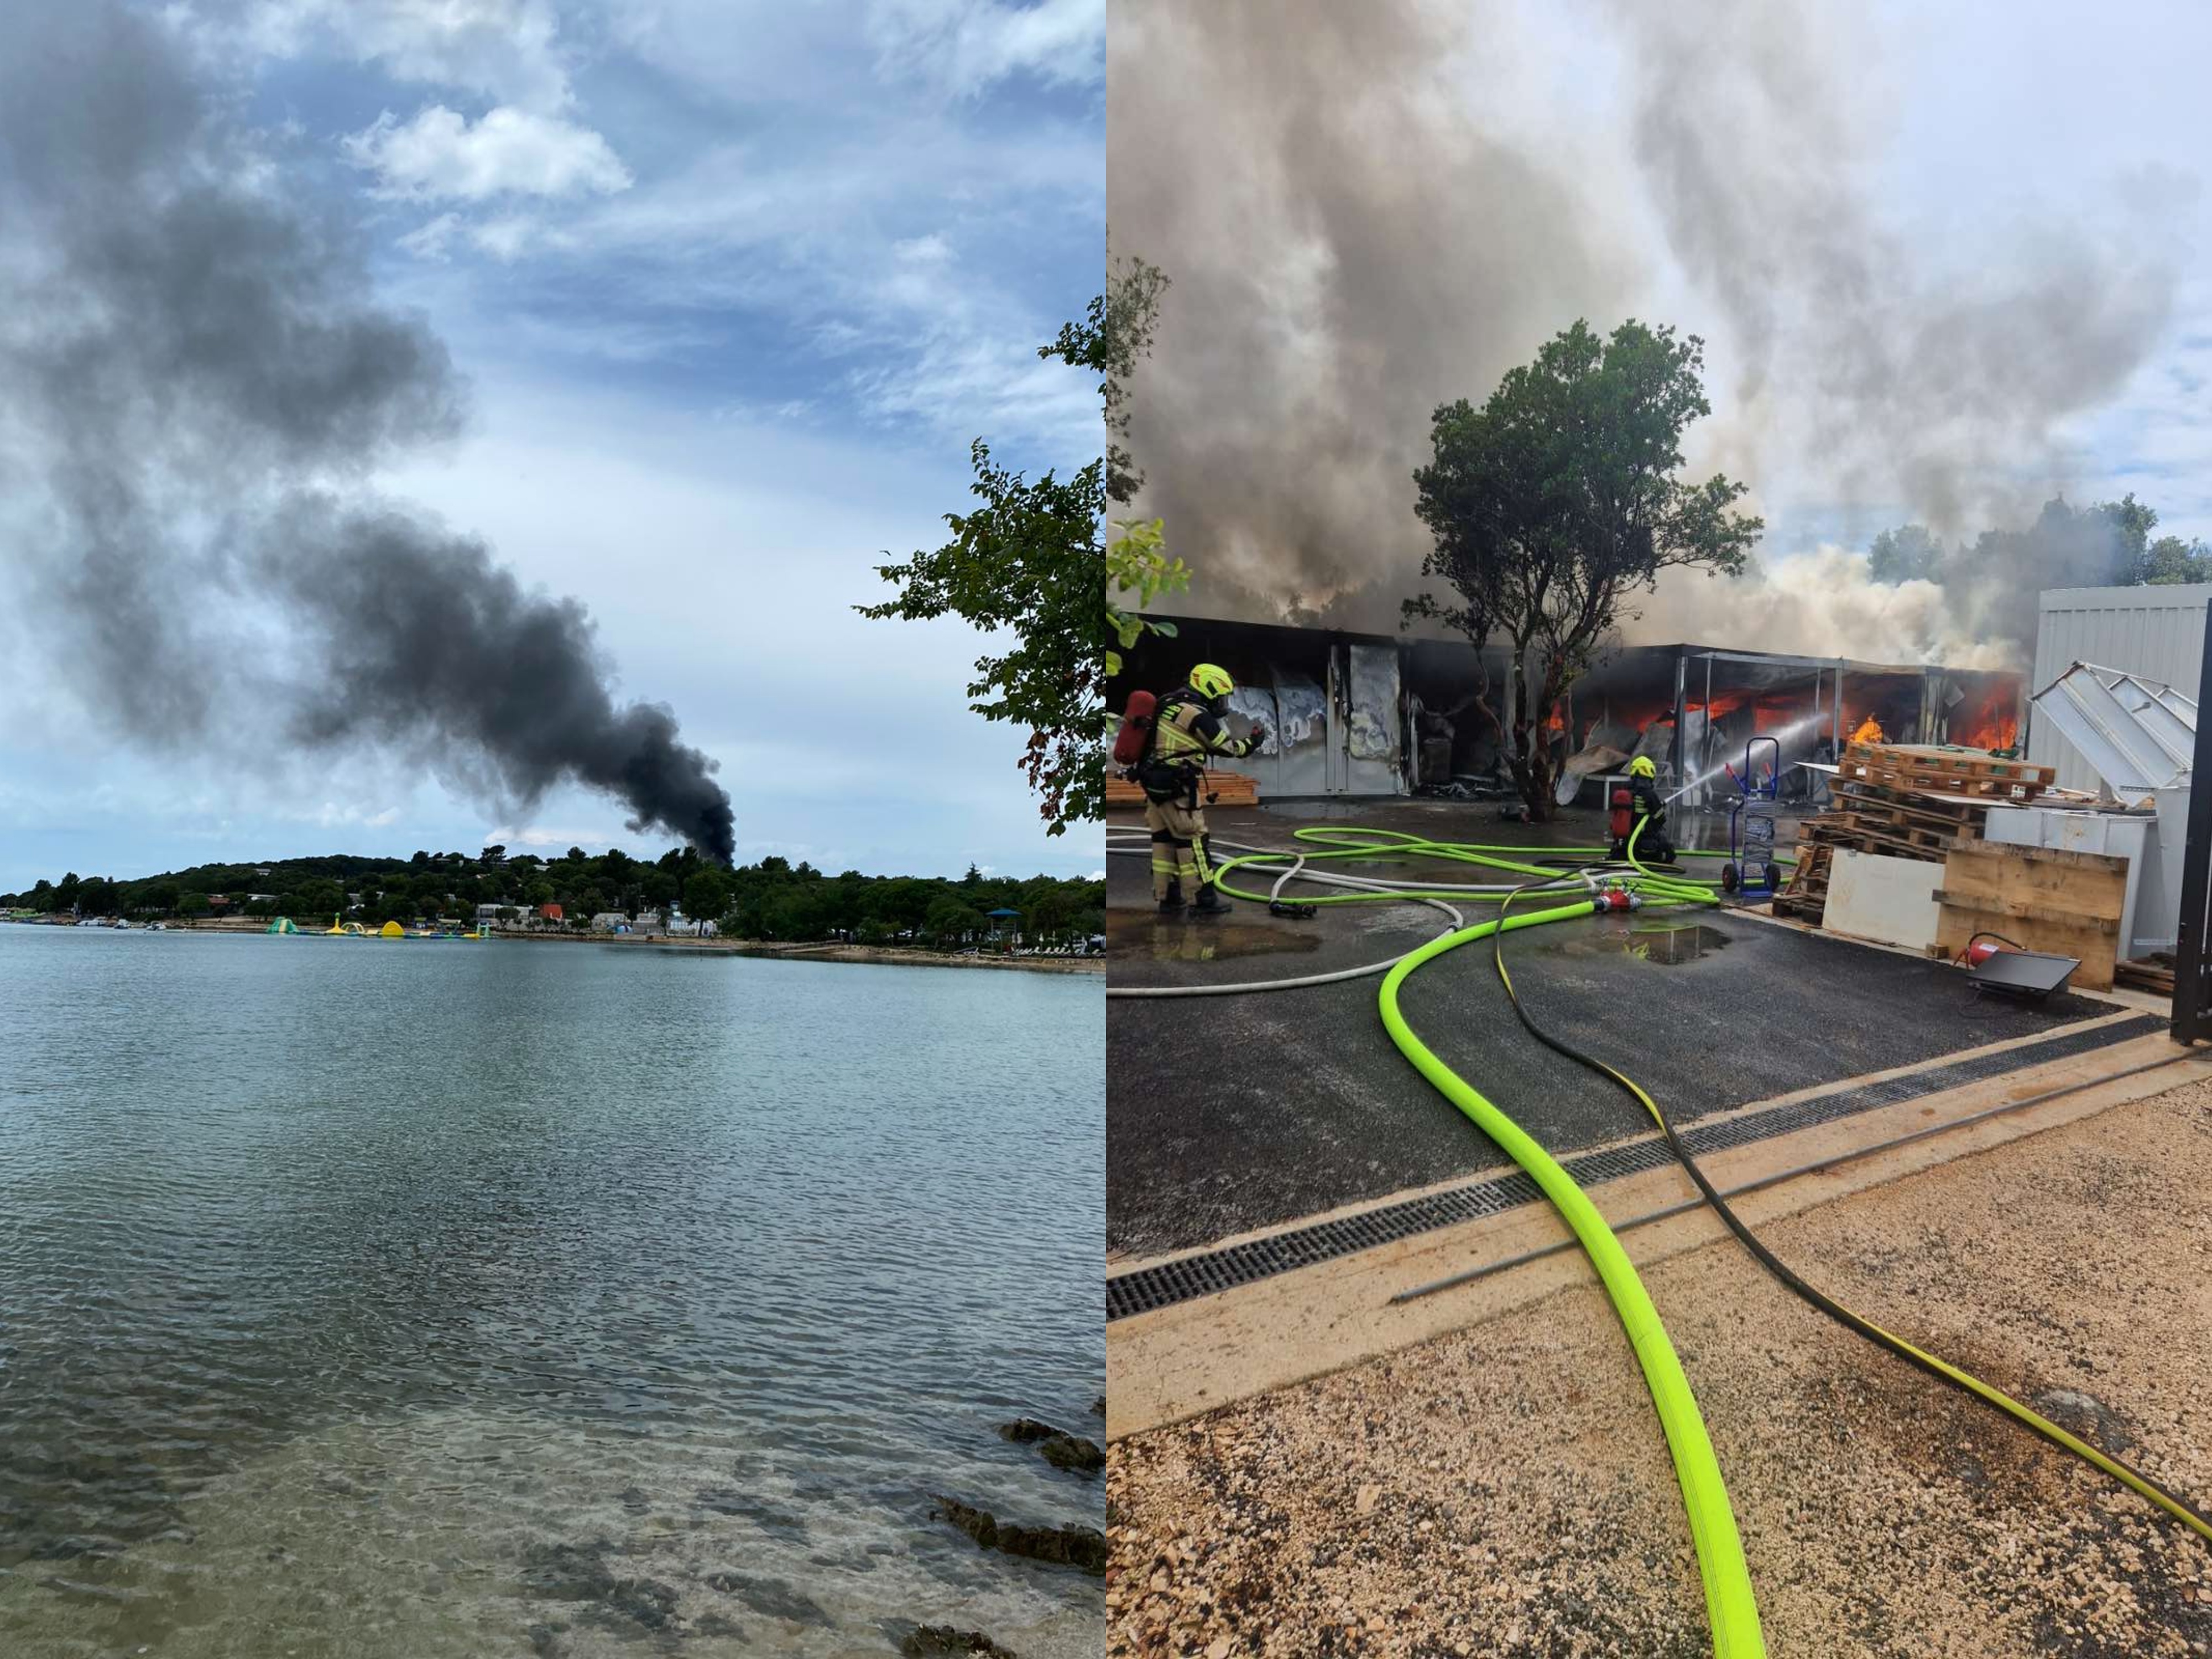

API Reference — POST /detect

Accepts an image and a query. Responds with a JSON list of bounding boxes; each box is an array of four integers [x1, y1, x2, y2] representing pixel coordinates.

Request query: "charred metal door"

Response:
[[2171, 603, 2212, 1042], [1343, 643, 1404, 794]]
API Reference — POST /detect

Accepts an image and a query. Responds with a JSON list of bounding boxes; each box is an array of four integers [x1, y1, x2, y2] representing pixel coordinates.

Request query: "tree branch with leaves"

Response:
[[860, 254, 1180, 835], [1405, 319, 1762, 820]]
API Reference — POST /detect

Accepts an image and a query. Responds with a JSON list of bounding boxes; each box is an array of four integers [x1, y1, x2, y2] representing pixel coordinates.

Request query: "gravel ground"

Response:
[[1107, 1080, 2212, 1657]]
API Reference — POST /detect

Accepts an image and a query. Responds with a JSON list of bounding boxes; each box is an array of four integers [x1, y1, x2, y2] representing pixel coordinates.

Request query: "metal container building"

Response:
[[2032, 584, 2212, 792]]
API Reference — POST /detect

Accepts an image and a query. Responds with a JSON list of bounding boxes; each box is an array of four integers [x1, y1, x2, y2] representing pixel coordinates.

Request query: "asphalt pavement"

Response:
[[1107, 800, 2105, 1259]]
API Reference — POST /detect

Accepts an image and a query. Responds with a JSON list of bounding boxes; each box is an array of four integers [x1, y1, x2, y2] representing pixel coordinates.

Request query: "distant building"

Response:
[[246, 893, 278, 904], [589, 911, 629, 932], [538, 902, 564, 922], [207, 894, 233, 912], [634, 908, 664, 930]]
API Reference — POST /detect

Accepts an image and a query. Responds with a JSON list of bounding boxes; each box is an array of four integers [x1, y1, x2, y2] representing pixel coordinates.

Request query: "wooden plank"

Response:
[[1104, 769, 1261, 808], [2117, 958, 2177, 994], [1930, 890, 2120, 935]]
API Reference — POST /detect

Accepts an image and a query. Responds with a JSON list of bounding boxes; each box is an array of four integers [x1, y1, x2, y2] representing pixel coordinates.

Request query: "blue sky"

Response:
[[0, 0, 1104, 894]]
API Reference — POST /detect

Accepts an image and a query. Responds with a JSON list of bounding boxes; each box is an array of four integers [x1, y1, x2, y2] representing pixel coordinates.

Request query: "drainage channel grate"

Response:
[[1107, 1013, 2163, 1322]]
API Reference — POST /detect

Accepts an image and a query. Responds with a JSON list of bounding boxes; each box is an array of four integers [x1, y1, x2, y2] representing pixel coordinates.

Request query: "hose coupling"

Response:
[[1269, 899, 1318, 920]]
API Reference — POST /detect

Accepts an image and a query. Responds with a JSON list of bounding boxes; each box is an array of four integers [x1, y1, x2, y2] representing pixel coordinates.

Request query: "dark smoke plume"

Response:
[[1110, 0, 2186, 661], [0, 4, 734, 861]]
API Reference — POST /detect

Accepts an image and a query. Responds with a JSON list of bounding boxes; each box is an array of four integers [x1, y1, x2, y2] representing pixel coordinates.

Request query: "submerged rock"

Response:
[[520, 1539, 680, 1632], [693, 1485, 810, 1540], [995, 1418, 1104, 1476], [899, 1625, 1019, 1657], [1091, 1395, 1105, 1418], [931, 1495, 1108, 1576], [702, 1571, 827, 1624]]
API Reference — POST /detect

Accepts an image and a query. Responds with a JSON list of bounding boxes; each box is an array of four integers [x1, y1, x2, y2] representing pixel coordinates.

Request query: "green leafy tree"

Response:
[[177, 890, 210, 917], [860, 256, 1182, 836], [2143, 533, 2212, 585], [922, 896, 984, 947], [1405, 319, 1762, 820], [684, 867, 732, 923], [1869, 524, 1945, 583]]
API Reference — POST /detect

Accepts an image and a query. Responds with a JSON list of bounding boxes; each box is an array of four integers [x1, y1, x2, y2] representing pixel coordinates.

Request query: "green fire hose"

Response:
[[1379, 896, 1767, 1657]]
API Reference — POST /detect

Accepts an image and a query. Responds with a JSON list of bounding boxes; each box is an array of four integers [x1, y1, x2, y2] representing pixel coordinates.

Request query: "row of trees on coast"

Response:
[[2, 846, 1105, 950]]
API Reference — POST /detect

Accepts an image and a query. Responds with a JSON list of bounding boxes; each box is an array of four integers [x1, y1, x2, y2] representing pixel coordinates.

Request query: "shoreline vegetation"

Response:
[[3, 913, 1102, 974], [2, 843, 1107, 963]]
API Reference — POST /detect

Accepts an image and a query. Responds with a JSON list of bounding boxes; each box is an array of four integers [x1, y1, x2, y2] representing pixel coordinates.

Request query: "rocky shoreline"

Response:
[[150, 921, 1102, 974], [500, 934, 1105, 974]]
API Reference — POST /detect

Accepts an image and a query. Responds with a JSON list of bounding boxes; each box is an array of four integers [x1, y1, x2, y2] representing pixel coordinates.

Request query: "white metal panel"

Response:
[[2031, 585, 2212, 792], [2028, 663, 2195, 796], [1823, 849, 1943, 953]]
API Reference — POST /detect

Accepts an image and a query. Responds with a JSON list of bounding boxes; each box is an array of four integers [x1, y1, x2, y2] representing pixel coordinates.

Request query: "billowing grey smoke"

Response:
[[1110, 0, 2185, 659], [1107, 0, 1634, 632], [0, 4, 734, 862]]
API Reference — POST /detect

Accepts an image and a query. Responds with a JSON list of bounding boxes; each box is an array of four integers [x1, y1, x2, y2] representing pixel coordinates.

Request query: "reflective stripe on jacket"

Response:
[[1152, 692, 1255, 774]]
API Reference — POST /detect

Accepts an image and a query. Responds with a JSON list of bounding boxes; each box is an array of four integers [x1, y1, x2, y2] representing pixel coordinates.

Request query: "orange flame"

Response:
[[1849, 715, 1884, 746], [1966, 716, 2019, 751]]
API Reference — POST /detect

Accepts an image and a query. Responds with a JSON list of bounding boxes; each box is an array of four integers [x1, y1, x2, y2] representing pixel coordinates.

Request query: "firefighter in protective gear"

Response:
[[1609, 753, 1676, 863], [1140, 664, 1265, 913]]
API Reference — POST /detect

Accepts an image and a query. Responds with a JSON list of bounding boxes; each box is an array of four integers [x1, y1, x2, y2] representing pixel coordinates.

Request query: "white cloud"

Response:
[[229, 0, 574, 111], [865, 0, 1103, 96], [397, 210, 462, 259], [468, 214, 541, 261], [344, 105, 633, 201], [893, 232, 953, 264]]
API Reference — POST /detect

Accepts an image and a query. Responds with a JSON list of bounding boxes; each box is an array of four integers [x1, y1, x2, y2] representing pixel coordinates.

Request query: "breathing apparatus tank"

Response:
[[1112, 689, 1159, 771]]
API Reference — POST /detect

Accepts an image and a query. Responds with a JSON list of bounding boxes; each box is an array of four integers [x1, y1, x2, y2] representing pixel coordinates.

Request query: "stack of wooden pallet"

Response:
[[1772, 743, 2057, 924], [1103, 769, 1261, 810]]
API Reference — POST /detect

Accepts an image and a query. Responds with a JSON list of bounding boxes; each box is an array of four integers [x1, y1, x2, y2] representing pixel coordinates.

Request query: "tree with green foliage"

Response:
[[1406, 319, 1762, 819], [860, 255, 1185, 836], [684, 867, 731, 924], [1869, 523, 1945, 583], [922, 896, 984, 948], [177, 891, 209, 917], [2143, 533, 2212, 585]]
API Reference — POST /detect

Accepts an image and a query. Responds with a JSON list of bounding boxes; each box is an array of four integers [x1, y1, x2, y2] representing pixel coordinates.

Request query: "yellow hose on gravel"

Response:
[[1379, 899, 1767, 1658]]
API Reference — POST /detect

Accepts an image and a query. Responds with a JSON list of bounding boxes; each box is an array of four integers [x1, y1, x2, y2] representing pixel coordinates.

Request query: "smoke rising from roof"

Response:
[[1109, 0, 2187, 664], [0, 4, 734, 861]]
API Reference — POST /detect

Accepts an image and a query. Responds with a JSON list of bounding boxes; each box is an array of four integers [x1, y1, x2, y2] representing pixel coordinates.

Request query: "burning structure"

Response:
[[1113, 616, 2024, 808]]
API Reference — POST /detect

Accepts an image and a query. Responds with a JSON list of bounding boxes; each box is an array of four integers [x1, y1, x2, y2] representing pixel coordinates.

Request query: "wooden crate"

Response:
[[1931, 840, 2127, 991]]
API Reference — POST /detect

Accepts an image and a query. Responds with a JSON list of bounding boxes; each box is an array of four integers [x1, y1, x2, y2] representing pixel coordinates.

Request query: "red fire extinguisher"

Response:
[[1609, 785, 1633, 844]]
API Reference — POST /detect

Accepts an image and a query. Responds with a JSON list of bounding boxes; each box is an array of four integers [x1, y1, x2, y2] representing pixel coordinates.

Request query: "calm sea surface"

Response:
[[0, 926, 1104, 1657]]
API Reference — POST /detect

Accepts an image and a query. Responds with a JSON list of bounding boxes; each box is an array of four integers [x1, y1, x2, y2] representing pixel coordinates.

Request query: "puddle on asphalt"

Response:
[[1105, 912, 1323, 961], [1625, 922, 1731, 965], [1527, 920, 1733, 966]]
